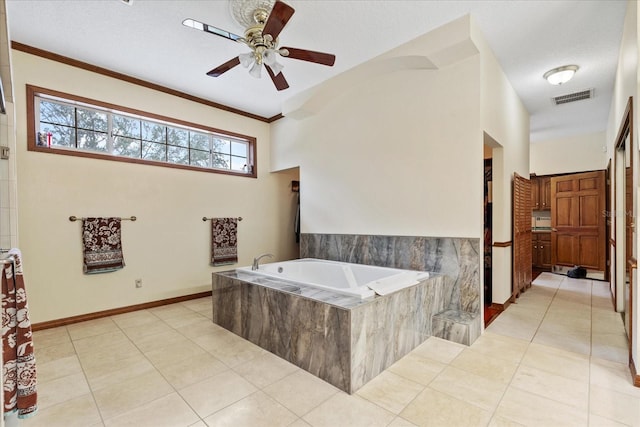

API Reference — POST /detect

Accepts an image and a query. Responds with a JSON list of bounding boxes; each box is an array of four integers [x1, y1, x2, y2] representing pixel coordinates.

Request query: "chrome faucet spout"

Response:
[[252, 253, 274, 270]]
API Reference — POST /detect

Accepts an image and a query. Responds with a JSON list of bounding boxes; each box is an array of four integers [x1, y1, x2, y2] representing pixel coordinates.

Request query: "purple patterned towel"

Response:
[[211, 218, 238, 266], [2, 248, 38, 418], [82, 218, 125, 274]]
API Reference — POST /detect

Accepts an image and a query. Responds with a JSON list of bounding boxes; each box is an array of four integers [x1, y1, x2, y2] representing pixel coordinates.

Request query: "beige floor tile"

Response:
[[203, 390, 298, 427], [83, 353, 155, 391], [103, 392, 199, 427], [589, 384, 640, 426], [429, 366, 507, 411], [485, 313, 539, 342], [188, 422, 207, 427], [154, 351, 228, 389], [121, 320, 174, 341], [494, 387, 588, 426], [388, 417, 418, 427], [37, 372, 91, 410], [510, 365, 589, 410], [20, 394, 101, 427], [180, 297, 213, 312], [410, 337, 465, 364], [591, 332, 629, 364], [400, 387, 492, 427], [519, 342, 590, 382], [129, 329, 191, 353], [77, 341, 142, 370], [178, 370, 257, 418], [32, 326, 71, 349], [487, 415, 525, 426], [303, 392, 395, 427], [468, 332, 529, 363], [590, 357, 640, 398], [161, 311, 209, 328], [288, 420, 311, 427], [34, 340, 76, 364], [67, 317, 120, 341], [263, 370, 339, 417], [532, 329, 591, 355], [93, 370, 174, 420], [143, 339, 207, 366], [356, 371, 424, 414], [72, 330, 132, 355], [37, 354, 83, 384], [233, 351, 299, 388], [588, 413, 629, 426], [450, 347, 518, 384], [592, 310, 625, 334], [388, 352, 446, 386], [149, 304, 195, 320], [110, 310, 158, 329], [199, 329, 265, 367], [175, 318, 226, 340]]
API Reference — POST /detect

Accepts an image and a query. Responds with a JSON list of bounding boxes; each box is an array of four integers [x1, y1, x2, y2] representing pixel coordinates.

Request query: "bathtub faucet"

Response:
[[252, 253, 274, 270]]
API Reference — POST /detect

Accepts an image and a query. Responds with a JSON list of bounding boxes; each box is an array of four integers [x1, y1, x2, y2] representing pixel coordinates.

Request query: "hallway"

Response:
[[21, 273, 640, 426]]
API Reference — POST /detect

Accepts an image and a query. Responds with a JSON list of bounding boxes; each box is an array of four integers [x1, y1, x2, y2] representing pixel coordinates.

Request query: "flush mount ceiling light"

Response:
[[543, 65, 579, 85]]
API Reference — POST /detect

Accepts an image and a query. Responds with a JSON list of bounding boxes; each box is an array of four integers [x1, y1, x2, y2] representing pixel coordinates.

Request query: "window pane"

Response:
[[167, 145, 189, 165], [231, 156, 247, 171], [167, 127, 188, 147], [213, 138, 230, 154], [77, 130, 108, 152], [142, 141, 166, 161], [231, 141, 247, 157], [77, 108, 108, 132], [114, 136, 141, 158], [190, 149, 210, 168], [113, 114, 141, 138], [190, 132, 209, 150], [38, 123, 75, 147], [213, 153, 230, 169], [142, 121, 165, 143], [40, 100, 74, 127]]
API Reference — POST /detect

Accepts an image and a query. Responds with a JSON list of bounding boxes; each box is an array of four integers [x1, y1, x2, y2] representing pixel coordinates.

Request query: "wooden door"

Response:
[[513, 173, 532, 300], [551, 171, 606, 271]]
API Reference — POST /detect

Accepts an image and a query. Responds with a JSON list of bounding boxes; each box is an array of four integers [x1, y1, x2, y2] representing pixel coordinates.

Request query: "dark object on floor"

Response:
[[567, 266, 587, 279]]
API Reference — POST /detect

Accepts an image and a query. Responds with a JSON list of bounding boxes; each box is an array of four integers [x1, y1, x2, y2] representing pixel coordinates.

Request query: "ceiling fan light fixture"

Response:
[[544, 65, 579, 85], [249, 61, 262, 78], [263, 49, 284, 75], [239, 52, 255, 68]]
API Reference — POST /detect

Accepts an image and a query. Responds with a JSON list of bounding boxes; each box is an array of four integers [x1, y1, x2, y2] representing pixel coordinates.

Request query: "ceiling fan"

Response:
[[183, 0, 336, 91]]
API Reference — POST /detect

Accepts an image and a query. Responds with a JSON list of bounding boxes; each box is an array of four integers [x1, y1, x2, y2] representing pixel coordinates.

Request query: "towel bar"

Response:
[[202, 217, 243, 222], [69, 216, 137, 222]]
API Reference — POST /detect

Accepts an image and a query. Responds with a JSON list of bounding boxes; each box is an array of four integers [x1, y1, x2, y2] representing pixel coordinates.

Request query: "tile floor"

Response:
[[19, 272, 640, 426]]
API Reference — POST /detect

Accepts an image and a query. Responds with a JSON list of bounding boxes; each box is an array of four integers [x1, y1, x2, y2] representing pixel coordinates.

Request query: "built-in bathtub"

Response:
[[236, 258, 430, 299], [212, 258, 472, 393]]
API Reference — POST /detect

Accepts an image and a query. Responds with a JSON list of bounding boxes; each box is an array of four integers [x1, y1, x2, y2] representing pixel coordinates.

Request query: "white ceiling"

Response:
[[6, 0, 628, 142]]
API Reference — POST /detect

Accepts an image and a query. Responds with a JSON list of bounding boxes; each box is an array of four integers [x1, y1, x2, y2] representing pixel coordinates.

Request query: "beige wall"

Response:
[[605, 0, 638, 375], [12, 50, 299, 323], [271, 17, 482, 238], [530, 131, 607, 176]]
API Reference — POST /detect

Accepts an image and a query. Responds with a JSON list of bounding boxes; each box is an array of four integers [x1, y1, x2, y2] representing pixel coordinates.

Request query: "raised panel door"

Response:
[[541, 177, 551, 210], [579, 194, 600, 227], [578, 235, 601, 269]]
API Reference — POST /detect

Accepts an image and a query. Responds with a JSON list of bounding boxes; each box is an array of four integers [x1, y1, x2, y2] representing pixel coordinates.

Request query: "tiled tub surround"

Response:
[[300, 233, 481, 341], [212, 270, 446, 393]]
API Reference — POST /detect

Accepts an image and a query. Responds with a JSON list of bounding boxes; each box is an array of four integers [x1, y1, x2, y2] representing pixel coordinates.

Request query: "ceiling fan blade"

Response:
[[281, 47, 335, 66], [262, 1, 295, 40], [265, 65, 289, 91], [183, 18, 243, 43], [207, 57, 241, 77]]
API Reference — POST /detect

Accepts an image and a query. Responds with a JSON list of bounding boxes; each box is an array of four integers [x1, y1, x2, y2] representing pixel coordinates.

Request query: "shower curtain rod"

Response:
[[69, 216, 137, 222], [202, 217, 243, 222]]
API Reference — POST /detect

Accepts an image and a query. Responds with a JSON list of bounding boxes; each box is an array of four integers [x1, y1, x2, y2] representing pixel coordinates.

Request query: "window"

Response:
[[28, 85, 257, 177]]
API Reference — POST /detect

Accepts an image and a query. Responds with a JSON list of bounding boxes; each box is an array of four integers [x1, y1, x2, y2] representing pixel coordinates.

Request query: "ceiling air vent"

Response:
[[552, 89, 594, 105]]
